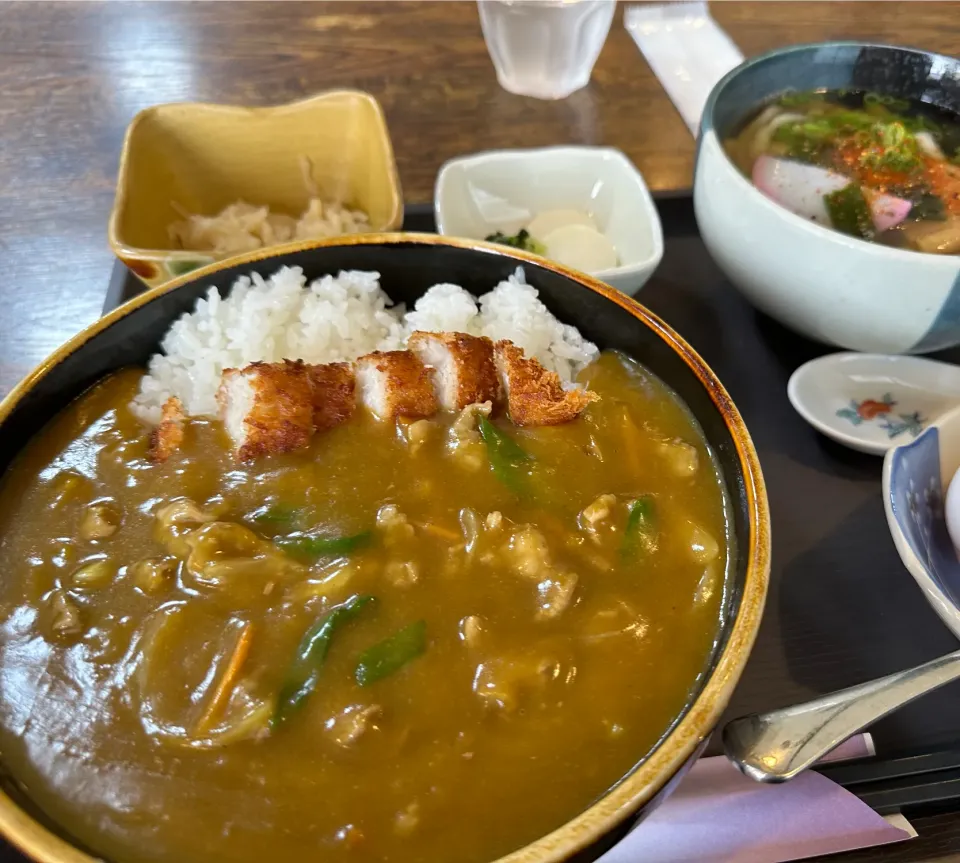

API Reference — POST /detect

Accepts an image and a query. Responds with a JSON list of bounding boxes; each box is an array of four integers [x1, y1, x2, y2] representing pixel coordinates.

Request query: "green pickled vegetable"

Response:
[[479, 416, 533, 495], [824, 184, 873, 239], [276, 530, 371, 561], [167, 258, 211, 278], [485, 229, 546, 255], [355, 620, 427, 686], [622, 496, 658, 558], [273, 594, 376, 727]]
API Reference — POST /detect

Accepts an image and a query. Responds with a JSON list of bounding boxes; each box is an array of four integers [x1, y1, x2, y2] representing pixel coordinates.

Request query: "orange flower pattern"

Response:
[[836, 393, 925, 440]]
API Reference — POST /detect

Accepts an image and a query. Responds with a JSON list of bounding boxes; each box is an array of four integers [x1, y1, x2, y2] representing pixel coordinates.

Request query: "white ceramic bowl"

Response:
[[694, 43, 960, 355], [884, 404, 960, 639], [434, 146, 664, 296]]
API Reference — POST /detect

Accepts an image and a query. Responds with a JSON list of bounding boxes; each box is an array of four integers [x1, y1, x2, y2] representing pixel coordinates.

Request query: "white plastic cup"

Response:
[[478, 0, 616, 100]]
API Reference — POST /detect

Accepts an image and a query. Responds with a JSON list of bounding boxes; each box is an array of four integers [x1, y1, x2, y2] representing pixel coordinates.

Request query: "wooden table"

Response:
[[1, 2, 960, 861]]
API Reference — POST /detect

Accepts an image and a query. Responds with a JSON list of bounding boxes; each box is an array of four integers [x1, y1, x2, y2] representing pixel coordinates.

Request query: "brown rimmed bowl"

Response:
[[0, 234, 770, 863]]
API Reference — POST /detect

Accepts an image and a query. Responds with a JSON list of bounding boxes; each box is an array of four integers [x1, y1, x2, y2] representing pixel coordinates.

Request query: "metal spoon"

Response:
[[723, 648, 960, 782]]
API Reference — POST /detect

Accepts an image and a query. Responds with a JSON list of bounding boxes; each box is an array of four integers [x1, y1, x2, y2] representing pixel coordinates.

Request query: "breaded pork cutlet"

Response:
[[407, 331, 500, 411], [355, 350, 439, 420], [493, 340, 599, 426], [149, 396, 185, 462], [306, 362, 356, 431], [216, 360, 314, 460]]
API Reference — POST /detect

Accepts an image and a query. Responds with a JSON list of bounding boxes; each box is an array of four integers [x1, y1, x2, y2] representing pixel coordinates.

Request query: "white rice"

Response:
[[131, 266, 598, 424]]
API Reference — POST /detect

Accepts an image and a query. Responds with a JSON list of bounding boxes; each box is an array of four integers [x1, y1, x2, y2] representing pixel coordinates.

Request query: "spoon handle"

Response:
[[723, 649, 960, 782]]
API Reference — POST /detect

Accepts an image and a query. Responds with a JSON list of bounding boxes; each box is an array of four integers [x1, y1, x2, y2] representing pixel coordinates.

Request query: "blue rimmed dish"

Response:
[[884, 405, 960, 637]]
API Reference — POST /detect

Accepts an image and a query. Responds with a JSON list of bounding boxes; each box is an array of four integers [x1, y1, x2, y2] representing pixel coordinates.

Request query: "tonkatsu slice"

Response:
[[217, 360, 314, 460], [307, 361, 356, 431], [355, 350, 439, 420], [407, 331, 500, 411], [494, 340, 598, 426]]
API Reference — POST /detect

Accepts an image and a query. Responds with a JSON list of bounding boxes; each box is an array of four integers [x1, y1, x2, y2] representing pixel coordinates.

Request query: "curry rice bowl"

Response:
[[0, 243, 762, 863]]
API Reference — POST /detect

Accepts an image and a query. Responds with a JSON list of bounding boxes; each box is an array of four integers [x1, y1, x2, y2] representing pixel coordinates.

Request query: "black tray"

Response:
[[39, 197, 954, 842]]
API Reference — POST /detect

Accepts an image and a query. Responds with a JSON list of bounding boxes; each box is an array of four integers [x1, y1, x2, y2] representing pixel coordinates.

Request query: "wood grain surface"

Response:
[[1, 3, 960, 861]]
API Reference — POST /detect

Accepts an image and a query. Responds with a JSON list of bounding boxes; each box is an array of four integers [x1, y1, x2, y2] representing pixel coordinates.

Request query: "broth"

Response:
[[0, 352, 728, 863], [724, 89, 960, 253]]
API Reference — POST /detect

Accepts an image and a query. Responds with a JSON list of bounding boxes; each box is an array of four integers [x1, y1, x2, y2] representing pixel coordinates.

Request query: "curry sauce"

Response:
[[0, 351, 728, 863]]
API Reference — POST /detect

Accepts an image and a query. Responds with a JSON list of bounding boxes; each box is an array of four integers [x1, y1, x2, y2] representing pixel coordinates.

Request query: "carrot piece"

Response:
[[195, 622, 254, 735], [419, 522, 460, 542]]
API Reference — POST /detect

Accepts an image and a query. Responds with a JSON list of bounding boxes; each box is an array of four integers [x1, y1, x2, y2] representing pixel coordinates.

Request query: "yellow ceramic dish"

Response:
[[108, 91, 403, 287]]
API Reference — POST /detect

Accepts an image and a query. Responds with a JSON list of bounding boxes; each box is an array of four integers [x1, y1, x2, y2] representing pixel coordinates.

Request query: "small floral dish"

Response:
[[884, 404, 960, 639], [788, 352, 960, 455], [109, 91, 403, 288], [434, 146, 664, 296]]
